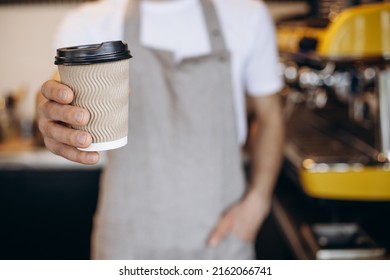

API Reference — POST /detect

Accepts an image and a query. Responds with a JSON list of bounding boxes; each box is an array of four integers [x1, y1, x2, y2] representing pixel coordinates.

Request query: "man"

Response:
[[37, 0, 284, 259]]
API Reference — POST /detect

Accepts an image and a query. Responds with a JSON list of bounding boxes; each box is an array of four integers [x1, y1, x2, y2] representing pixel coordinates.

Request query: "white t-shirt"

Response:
[[54, 0, 283, 144]]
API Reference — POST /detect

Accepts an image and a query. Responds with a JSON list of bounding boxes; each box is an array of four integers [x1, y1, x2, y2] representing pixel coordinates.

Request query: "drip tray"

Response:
[[301, 223, 386, 259]]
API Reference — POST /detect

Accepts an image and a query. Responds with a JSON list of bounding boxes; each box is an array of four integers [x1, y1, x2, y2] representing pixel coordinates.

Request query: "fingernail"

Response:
[[77, 134, 87, 145], [75, 111, 84, 124], [87, 153, 99, 163], [60, 91, 68, 101]]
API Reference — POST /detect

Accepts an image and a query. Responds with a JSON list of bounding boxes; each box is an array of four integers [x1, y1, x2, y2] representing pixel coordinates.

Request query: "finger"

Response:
[[41, 100, 90, 127], [208, 213, 233, 247], [44, 137, 99, 165], [39, 119, 92, 149], [41, 80, 74, 104]]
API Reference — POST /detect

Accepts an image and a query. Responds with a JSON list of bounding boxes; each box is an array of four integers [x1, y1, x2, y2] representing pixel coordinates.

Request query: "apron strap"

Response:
[[199, 0, 226, 52], [125, 0, 226, 53], [125, 0, 140, 43]]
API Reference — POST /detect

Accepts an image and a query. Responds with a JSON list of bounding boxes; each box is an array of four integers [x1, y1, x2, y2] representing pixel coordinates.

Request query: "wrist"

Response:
[[247, 182, 273, 200], [242, 187, 272, 215]]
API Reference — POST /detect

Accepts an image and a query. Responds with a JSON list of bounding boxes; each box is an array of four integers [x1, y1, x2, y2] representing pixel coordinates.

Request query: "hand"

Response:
[[208, 191, 272, 246], [37, 80, 99, 164]]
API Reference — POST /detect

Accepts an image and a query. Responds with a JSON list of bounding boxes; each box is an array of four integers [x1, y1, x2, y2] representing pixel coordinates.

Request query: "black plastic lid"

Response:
[[55, 41, 132, 65]]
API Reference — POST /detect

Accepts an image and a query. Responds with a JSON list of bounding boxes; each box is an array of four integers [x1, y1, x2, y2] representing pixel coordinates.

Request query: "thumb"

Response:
[[208, 212, 233, 247]]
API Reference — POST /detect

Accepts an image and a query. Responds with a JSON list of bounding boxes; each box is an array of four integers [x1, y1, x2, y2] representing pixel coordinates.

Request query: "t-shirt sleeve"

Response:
[[244, 3, 284, 97]]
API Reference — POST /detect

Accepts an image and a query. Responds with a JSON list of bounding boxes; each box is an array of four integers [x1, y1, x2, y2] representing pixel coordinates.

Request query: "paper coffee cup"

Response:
[[55, 41, 132, 151]]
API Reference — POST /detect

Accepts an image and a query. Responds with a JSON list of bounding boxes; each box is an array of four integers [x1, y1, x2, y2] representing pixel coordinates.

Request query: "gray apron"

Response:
[[91, 0, 254, 259]]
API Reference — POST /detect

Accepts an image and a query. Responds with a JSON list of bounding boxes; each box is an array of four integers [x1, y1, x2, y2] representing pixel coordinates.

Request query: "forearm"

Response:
[[247, 95, 285, 201]]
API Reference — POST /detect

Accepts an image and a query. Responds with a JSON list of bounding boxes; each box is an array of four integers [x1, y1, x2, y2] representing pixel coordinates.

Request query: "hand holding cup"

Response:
[[37, 41, 132, 164], [38, 80, 99, 164]]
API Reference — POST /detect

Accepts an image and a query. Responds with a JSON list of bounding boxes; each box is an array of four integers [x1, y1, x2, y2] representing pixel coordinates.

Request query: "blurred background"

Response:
[[1, 0, 390, 260]]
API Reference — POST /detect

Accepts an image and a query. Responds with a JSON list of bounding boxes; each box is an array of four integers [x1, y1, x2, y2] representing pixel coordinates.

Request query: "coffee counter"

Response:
[[0, 149, 105, 170], [0, 138, 105, 170], [0, 138, 103, 260]]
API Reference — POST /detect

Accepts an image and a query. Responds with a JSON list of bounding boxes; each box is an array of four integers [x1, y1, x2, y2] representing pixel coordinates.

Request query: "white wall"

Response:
[[0, 4, 78, 120]]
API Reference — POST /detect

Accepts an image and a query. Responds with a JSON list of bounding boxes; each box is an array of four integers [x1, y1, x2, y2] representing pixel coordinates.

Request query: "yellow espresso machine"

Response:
[[275, 2, 390, 259]]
